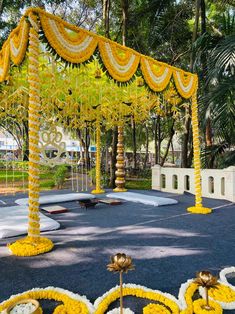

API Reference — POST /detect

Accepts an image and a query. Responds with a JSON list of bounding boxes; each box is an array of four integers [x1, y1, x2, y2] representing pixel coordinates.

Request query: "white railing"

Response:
[[152, 165, 235, 202]]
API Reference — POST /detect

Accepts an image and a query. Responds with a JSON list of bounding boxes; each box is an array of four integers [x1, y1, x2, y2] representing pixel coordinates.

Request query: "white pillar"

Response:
[[224, 166, 235, 202], [152, 164, 161, 190]]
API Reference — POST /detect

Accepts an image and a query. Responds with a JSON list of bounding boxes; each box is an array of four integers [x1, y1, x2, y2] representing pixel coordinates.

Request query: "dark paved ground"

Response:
[[0, 189, 235, 313]]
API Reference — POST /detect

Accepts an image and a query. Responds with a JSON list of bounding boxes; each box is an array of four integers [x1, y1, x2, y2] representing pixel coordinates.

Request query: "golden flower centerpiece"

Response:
[[194, 270, 218, 311], [107, 253, 135, 314]]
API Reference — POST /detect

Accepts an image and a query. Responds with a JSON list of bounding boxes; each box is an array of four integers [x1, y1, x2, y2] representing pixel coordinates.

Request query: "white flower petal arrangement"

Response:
[[107, 307, 134, 314], [1, 267, 235, 313], [9, 302, 36, 314]]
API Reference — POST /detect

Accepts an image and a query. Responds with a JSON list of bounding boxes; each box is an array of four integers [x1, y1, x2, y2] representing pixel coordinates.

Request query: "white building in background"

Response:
[[0, 128, 96, 160], [0, 131, 18, 159]]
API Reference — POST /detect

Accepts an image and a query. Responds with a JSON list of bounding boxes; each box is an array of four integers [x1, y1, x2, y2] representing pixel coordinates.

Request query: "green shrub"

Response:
[[88, 167, 110, 188], [53, 165, 68, 189]]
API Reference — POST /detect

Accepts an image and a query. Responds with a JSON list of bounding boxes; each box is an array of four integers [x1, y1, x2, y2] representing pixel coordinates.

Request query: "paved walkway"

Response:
[[0, 189, 235, 313]]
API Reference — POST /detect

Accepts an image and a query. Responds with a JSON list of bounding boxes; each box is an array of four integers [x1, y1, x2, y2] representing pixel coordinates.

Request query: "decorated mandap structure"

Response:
[[0, 8, 211, 257]]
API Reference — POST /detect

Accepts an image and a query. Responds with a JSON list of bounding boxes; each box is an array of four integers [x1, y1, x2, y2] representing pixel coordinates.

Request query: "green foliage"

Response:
[[0, 170, 27, 182], [125, 179, 151, 190], [88, 167, 109, 188], [53, 165, 68, 189]]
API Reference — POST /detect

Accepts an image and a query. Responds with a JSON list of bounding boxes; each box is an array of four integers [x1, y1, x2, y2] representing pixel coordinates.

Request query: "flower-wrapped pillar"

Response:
[[187, 91, 211, 214], [8, 12, 54, 256], [92, 121, 105, 194], [113, 125, 127, 192]]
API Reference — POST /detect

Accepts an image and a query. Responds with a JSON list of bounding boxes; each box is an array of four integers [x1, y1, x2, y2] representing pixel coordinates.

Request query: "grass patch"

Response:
[[0, 170, 56, 190], [0, 170, 28, 182], [125, 179, 151, 190], [40, 179, 55, 189]]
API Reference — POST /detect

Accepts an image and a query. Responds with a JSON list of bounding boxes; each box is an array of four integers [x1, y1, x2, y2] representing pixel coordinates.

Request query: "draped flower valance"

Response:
[[0, 7, 198, 98]]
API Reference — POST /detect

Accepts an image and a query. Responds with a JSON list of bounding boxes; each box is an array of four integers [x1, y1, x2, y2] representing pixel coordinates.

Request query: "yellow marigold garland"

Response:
[[208, 284, 235, 303], [173, 70, 198, 99], [9, 17, 30, 65], [140, 56, 172, 92], [0, 41, 10, 82], [94, 284, 180, 314], [179, 281, 199, 314], [0, 288, 92, 313], [53, 304, 67, 313], [39, 12, 98, 64], [99, 40, 140, 82], [143, 303, 171, 313], [7, 236, 54, 257], [7, 11, 54, 256], [187, 90, 212, 214]]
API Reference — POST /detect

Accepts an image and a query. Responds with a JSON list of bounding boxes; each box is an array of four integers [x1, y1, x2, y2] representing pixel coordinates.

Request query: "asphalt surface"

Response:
[[0, 189, 235, 313]]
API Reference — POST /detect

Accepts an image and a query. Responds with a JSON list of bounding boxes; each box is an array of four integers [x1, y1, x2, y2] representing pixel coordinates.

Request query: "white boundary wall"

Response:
[[152, 165, 235, 202]]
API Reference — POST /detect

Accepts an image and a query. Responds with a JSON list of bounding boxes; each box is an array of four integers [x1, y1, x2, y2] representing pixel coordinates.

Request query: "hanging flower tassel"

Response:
[[92, 120, 105, 194], [8, 12, 53, 256], [187, 90, 212, 214]]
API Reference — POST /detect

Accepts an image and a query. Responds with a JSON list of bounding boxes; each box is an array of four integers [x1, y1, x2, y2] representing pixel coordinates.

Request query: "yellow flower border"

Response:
[[39, 12, 98, 64], [9, 17, 30, 65], [0, 287, 92, 314], [94, 284, 180, 314], [140, 56, 173, 92], [143, 303, 172, 313], [209, 283, 235, 303], [0, 41, 10, 82], [0, 7, 198, 98]]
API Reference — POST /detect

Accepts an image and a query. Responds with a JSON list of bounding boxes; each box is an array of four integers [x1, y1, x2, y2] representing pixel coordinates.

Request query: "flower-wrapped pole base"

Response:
[[193, 299, 222, 314], [187, 206, 212, 214], [92, 189, 105, 194], [8, 236, 54, 256]]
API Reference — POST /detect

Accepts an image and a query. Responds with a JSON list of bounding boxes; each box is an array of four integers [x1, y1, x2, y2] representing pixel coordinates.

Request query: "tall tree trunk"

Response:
[[144, 125, 149, 168], [121, 0, 128, 46], [23, 122, 29, 161], [131, 116, 137, 170], [102, 0, 117, 187], [201, 0, 212, 150], [103, 0, 110, 38], [154, 118, 158, 164], [171, 140, 175, 164], [160, 123, 175, 167], [0, 0, 4, 16], [157, 116, 161, 164], [181, 0, 200, 168]]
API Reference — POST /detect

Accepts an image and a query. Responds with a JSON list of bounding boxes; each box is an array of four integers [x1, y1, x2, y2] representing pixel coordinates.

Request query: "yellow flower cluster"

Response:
[[94, 286, 180, 314], [193, 299, 222, 314], [143, 303, 171, 313], [39, 11, 98, 64], [187, 206, 212, 215], [0, 6, 199, 95], [0, 41, 10, 82], [9, 17, 30, 65], [187, 91, 212, 214], [140, 57, 172, 92], [98, 40, 140, 82], [53, 304, 67, 313], [180, 282, 199, 314], [209, 283, 235, 303], [0, 288, 90, 313], [173, 70, 198, 99], [8, 236, 54, 256]]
